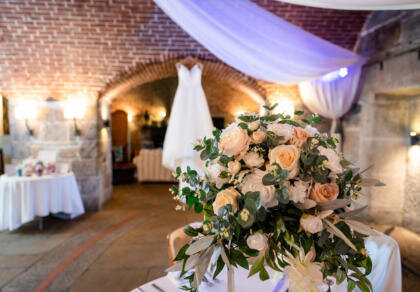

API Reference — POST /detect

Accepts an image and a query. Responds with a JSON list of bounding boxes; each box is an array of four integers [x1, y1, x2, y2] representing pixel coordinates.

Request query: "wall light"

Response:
[[64, 98, 87, 136], [158, 108, 166, 120], [128, 113, 133, 123], [14, 100, 38, 136]]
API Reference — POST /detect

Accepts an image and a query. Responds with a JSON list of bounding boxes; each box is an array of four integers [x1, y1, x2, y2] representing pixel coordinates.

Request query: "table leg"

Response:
[[38, 217, 43, 231]]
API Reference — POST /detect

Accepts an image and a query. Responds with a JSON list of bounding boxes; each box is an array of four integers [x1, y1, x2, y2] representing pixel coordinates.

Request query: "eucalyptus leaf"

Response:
[[360, 178, 385, 187], [323, 219, 357, 251], [345, 220, 378, 237], [338, 206, 368, 218], [248, 256, 264, 277], [185, 236, 215, 255], [317, 199, 352, 211]]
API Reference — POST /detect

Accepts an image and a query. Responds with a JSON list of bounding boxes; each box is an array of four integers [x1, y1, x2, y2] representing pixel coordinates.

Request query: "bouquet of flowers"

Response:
[[168, 104, 382, 292]]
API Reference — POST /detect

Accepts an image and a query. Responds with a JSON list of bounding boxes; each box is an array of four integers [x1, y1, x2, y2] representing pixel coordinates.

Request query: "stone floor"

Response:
[[0, 183, 419, 292]]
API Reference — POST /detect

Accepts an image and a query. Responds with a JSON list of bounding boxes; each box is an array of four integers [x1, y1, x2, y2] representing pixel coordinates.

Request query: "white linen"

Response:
[[134, 149, 176, 183], [132, 232, 401, 292], [275, 0, 420, 10], [162, 63, 213, 173], [299, 62, 363, 131], [0, 173, 85, 231], [153, 0, 363, 84]]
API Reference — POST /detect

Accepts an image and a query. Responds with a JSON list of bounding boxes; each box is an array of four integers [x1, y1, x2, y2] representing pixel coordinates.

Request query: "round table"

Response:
[[0, 173, 85, 231], [131, 231, 401, 292]]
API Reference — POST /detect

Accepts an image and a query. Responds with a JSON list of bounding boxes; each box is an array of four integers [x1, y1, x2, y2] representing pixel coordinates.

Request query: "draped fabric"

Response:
[[162, 63, 214, 173], [298, 62, 363, 131], [154, 0, 363, 84], [276, 0, 420, 10]]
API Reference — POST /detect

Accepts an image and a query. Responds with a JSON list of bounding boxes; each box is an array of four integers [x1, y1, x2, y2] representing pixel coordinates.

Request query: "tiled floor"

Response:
[[0, 183, 418, 292]]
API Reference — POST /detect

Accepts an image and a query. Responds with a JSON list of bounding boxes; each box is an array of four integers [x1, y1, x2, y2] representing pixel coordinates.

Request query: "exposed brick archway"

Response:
[[99, 56, 267, 105]]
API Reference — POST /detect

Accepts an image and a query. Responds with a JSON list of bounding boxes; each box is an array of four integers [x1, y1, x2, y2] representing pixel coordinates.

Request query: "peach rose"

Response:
[[309, 182, 339, 202], [213, 187, 240, 215], [248, 121, 260, 131], [267, 123, 293, 144], [268, 145, 300, 178], [252, 131, 266, 144], [218, 124, 250, 156], [227, 160, 241, 175], [290, 127, 312, 147]]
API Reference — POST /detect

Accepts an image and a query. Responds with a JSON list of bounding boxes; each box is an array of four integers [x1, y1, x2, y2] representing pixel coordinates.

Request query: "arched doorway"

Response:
[[111, 110, 129, 162]]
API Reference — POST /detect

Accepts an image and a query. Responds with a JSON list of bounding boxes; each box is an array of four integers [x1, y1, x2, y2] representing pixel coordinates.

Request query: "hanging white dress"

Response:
[[162, 63, 214, 174]]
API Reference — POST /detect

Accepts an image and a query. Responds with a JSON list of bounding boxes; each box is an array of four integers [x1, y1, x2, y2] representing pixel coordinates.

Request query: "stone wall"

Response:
[[8, 98, 105, 210], [342, 11, 420, 232]]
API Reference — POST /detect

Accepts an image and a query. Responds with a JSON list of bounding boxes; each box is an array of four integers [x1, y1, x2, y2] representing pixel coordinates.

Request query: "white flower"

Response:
[[218, 123, 250, 156], [267, 123, 294, 143], [300, 215, 323, 234], [317, 146, 343, 174], [240, 169, 277, 209], [246, 233, 268, 251], [304, 125, 319, 136], [206, 161, 229, 188], [243, 151, 265, 168], [288, 180, 309, 204], [283, 248, 324, 292]]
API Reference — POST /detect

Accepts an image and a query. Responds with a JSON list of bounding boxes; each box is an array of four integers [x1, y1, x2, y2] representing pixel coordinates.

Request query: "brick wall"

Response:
[[0, 0, 368, 99]]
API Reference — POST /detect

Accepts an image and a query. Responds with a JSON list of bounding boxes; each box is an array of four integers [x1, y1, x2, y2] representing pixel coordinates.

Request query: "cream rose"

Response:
[[309, 182, 339, 202], [267, 123, 293, 143], [300, 215, 323, 234], [240, 169, 277, 209], [248, 121, 260, 131], [268, 145, 300, 179], [206, 161, 229, 188], [287, 180, 309, 204], [243, 151, 265, 168], [290, 127, 313, 147], [212, 187, 240, 215], [304, 125, 319, 136], [247, 233, 268, 251], [227, 160, 241, 175], [252, 131, 266, 144], [218, 124, 250, 156], [318, 146, 343, 174]]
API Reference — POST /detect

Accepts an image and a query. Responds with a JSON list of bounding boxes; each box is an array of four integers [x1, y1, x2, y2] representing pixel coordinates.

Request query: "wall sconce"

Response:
[[64, 98, 86, 136], [14, 100, 38, 136], [410, 131, 419, 145]]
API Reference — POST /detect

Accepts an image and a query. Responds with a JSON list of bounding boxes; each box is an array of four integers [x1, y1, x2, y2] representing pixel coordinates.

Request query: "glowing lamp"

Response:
[[14, 100, 38, 136], [64, 98, 87, 136]]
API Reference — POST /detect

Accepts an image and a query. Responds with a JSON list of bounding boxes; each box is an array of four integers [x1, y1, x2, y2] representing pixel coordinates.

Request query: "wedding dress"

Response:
[[162, 63, 214, 174]]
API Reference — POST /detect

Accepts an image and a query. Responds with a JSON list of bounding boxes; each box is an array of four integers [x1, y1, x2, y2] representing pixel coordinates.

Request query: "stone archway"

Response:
[[99, 55, 267, 105]]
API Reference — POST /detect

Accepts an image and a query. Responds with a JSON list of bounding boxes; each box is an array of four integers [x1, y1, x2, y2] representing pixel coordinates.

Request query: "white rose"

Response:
[[248, 121, 260, 131], [240, 169, 277, 209], [267, 123, 294, 143], [287, 180, 309, 204], [218, 123, 250, 156], [206, 161, 229, 188], [304, 125, 319, 136], [252, 131, 266, 144], [243, 151, 264, 168], [300, 215, 323, 234], [246, 233, 268, 251], [318, 146, 343, 174], [268, 145, 300, 179]]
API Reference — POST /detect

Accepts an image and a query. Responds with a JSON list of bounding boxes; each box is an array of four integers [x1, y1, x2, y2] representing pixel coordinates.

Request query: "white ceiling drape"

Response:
[[276, 0, 420, 10], [154, 0, 363, 84]]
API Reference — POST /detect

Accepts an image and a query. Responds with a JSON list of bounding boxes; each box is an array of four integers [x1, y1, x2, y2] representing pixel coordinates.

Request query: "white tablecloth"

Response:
[[134, 149, 176, 183], [132, 231, 401, 292], [0, 173, 85, 231]]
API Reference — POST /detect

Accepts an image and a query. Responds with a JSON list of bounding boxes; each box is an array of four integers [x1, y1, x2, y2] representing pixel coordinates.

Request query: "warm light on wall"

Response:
[[64, 98, 87, 119], [158, 108, 166, 120], [273, 99, 295, 118], [128, 113, 133, 122], [14, 99, 38, 136]]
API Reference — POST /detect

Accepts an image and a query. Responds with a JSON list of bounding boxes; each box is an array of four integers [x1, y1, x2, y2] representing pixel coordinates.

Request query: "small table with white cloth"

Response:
[[0, 173, 85, 231], [131, 231, 401, 292]]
